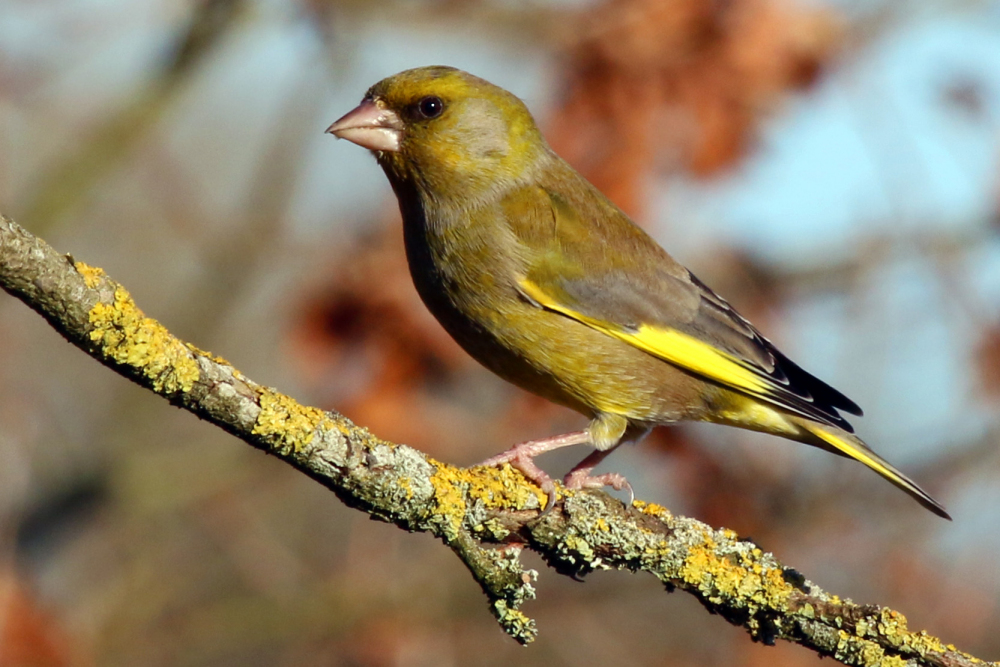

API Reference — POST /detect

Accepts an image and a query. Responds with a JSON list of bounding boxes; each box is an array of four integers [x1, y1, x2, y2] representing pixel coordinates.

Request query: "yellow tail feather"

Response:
[[799, 422, 950, 520]]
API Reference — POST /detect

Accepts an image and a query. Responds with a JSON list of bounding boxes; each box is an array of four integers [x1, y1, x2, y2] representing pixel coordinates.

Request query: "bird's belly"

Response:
[[416, 276, 703, 424]]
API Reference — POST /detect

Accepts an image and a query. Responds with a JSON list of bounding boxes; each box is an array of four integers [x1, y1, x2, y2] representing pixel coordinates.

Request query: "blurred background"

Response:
[[1, 0, 999, 664]]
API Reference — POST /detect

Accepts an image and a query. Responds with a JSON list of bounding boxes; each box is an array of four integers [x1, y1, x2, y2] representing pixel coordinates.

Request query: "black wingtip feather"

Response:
[[772, 349, 863, 417]]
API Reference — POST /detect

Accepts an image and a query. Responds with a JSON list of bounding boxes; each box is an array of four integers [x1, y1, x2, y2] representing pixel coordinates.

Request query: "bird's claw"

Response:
[[540, 484, 558, 516], [563, 470, 634, 507]]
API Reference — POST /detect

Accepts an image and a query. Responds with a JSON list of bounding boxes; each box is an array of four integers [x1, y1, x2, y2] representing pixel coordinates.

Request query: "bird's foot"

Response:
[[475, 431, 591, 511], [563, 469, 634, 505], [506, 455, 558, 511], [561, 448, 634, 506]]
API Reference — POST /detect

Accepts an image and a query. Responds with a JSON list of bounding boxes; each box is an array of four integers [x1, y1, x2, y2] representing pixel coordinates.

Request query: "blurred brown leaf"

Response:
[[291, 221, 469, 399], [0, 571, 81, 667], [975, 324, 1000, 401], [549, 0, 840, 218]]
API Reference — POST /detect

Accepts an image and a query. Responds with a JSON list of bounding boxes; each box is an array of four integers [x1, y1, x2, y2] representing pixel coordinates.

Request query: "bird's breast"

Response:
[[395, 192, 705, 426], [401, 201, 518, 334]]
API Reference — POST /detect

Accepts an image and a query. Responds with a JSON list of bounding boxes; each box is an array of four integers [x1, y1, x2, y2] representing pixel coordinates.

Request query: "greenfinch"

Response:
[[326, 66, 949, 519]]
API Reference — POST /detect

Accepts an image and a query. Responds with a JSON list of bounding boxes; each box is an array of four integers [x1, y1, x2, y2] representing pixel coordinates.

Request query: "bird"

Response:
[[325, 65, 950, 519]]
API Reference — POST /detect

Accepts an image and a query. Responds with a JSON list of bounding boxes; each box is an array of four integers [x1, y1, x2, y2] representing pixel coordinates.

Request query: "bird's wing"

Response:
[[507, 184, 861, 431]]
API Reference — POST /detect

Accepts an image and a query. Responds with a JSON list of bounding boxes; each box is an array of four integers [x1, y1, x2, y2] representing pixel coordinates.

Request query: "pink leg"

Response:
[[478, 431, 592, 467], [476, 431, 591, 507], [563, 448, 634, 505]]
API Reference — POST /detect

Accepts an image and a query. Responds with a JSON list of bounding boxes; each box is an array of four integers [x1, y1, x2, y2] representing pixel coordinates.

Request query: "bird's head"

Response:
[[327, 66, 549, 201]]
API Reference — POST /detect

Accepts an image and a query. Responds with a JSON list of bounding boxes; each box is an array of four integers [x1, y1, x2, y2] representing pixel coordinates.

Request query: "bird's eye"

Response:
[[416, 96, 444, 119]]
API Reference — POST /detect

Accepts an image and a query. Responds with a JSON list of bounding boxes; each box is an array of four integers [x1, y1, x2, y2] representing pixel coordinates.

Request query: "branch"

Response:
[[0, 214, 989, 666]]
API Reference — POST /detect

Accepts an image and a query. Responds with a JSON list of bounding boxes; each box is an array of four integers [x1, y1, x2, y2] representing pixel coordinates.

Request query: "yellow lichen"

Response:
[[434, 463, 546, 510], [835, 629, 850, 652], [863, 643, 886, 665], [184, 341, 232, 366], [878, 609, 908, 640], [251, 388, 330, 455], [75, 261, 106, 289], [427, 463, 547, 539], [894, 625, 957, 659], [426, 464, 473, 538], [561, 535, 595, 563], [834, 630, 865, 663], [493, 601, 536, 643], [832, 630, 898, 667], [633, 500, 672, 520], [679, 541, 792, 609], [479, 518, 511, 540], [87, 283, 199, 393]]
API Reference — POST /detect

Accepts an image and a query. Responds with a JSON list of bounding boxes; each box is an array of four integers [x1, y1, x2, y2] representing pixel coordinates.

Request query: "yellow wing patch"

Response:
[[518, 277, 771, 397], [616, 325, 770, 393]]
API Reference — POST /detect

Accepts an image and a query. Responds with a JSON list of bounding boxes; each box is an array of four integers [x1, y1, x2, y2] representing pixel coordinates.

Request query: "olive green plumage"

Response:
[[327, 66, 949, 519]]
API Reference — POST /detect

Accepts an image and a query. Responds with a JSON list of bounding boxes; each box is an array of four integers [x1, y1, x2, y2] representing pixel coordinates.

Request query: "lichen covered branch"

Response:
[[0, 214, 989, 665]]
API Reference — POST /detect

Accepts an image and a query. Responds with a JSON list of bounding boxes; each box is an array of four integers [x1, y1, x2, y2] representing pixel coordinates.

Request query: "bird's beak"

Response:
[[326, 100, 403, 153]]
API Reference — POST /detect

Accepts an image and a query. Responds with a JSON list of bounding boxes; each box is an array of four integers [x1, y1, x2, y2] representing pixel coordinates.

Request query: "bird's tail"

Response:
[[797, 420, 951, 520]]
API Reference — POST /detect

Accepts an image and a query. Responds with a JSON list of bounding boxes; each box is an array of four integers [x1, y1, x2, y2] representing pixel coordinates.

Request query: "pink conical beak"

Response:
[[326, 100, 403, 152]]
